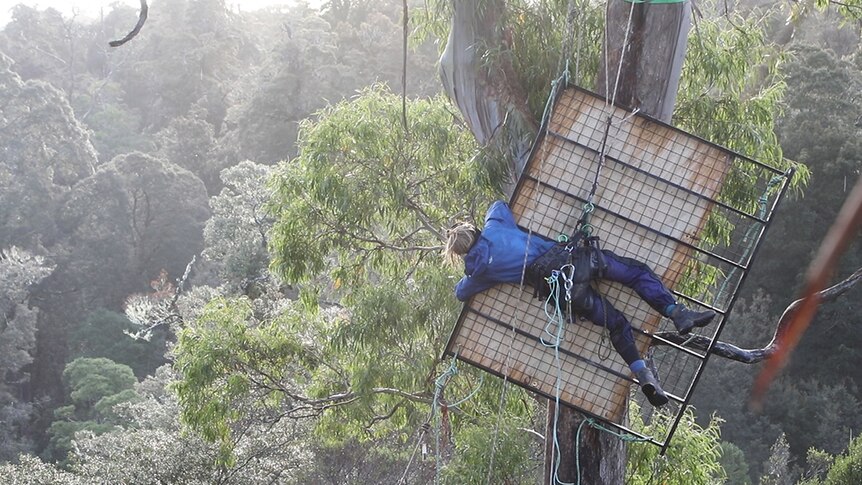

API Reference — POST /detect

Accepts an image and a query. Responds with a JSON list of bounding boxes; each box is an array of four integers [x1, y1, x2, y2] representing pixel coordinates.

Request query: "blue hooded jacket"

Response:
[[455, 201, 557, 301]]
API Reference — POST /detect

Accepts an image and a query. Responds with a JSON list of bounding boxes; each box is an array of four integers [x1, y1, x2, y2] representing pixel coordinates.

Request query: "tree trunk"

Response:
[[544, 401, 627, 483], [546, 2, 692, 483], [598, 0, 691, 122], [441, 0, 690, 482]]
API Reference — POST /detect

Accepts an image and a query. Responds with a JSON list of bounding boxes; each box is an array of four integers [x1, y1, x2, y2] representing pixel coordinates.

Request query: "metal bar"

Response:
[[546, 129, 770, 224], [466, 308, 632, 381], [659, 165, 796, 455], [632, 327, 709, 360], [524, 176, 748, 271], [565, 84, 786, 176], [465, 308, 691, 408], [442, 351, 669, 448]]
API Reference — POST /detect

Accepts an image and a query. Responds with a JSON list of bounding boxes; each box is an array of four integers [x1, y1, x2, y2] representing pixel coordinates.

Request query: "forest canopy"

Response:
[[0, 0, 860, 483]]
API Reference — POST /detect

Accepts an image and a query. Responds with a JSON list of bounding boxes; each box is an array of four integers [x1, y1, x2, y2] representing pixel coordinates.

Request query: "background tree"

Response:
[[694, 43, 862, 481], [799, 434, 862, 485], [27, 151, 208, 439], [202, 161, 274, 289], [0, 52, 97, 249], [69, 365, 311, 484], [0, 454, 83, 485], [176, 86, 502, 476], [155, 104, 222, 194], [68, 309, 167, 379], [0, 247, 54, 461], [45, 357, 138, 462], [57, 152, 209, 308]]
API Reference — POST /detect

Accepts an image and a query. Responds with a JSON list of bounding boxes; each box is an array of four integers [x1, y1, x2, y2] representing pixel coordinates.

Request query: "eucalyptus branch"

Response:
[[318, 214, 440, 253], [308, 197, 441, 253], [403, 196, 445, 241], [26, 42, 67, 65], [366, 398, 407, 432], [653, 266, 862, 363], [241, 366, 300, 399], [281, 396, 362, 419], [123, 314, 181, 341], [519, 427, 545, 443], [253, 385, 439, 422], [828, 0, 862, 12], [251, 202, 271, 249]]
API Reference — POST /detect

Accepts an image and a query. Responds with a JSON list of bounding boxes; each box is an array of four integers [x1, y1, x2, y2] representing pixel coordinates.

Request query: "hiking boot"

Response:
[[635, 367, 668, 407], [669, 304, 716, 335]]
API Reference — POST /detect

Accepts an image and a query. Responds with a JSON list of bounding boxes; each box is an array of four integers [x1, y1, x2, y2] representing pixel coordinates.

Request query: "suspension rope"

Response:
[[576, 0, 639, 240], [397, 424, 428, 484], [557, 0, 579, 81], [484, 336, 513, 484], [496, 1, 640, 482], [572, 0, 585, 87], [495, 2, 582, 478], [713, 173, 788, 305], [610, 0, 637, 109]]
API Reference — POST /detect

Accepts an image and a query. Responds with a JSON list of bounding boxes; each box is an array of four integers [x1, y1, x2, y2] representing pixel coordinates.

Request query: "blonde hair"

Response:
[[442, 222, 477, 267]]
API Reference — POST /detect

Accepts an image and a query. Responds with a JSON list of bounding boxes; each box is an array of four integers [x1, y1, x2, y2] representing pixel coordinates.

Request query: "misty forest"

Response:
[[0, 0, 861, 483]]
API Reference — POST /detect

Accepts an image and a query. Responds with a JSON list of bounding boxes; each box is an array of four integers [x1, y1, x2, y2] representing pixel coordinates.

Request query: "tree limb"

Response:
[[654, 266, 862, 363], [109, 0, 148, 47]]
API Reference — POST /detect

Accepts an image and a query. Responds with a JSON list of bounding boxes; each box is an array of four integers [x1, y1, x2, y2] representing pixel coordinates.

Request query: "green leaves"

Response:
[[627, 405, 726, 484], [62, 358, 137, 411], [46, 358, 139, 462], [268, 84, 494, 287], [172, 297, 320, 461], [675, 9, 810, 195]]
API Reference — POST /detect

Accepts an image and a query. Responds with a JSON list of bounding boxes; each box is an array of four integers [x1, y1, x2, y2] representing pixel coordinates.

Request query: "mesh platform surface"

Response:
[[444, 86, 790, 448]]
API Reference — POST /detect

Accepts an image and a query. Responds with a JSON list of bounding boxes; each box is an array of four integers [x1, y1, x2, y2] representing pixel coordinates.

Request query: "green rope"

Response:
[[713, 174, 786, 305], [429, 353, 485, 485], [574, 418, 651, 485], [540, 272, 575, 485]]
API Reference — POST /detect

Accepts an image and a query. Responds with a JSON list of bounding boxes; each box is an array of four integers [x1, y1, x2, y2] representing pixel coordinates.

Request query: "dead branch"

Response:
[[109, 0, 148, 47], [654, 265, 862, 363]]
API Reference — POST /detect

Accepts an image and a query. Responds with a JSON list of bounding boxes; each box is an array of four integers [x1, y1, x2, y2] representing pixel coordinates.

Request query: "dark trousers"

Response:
[[555, 251, 676, 365]]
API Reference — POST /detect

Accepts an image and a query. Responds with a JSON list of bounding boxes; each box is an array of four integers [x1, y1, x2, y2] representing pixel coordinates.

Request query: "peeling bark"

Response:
[[439, 0, 537, 197]]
